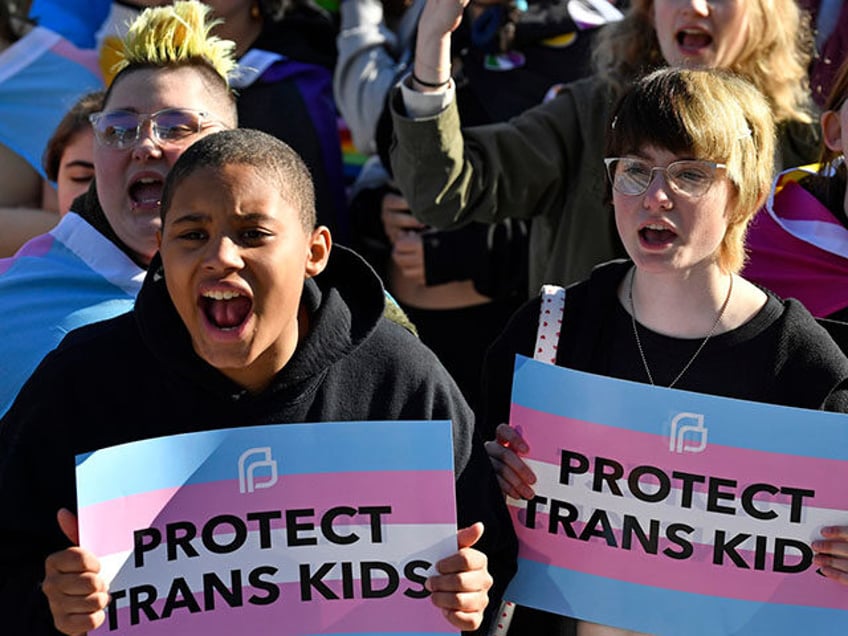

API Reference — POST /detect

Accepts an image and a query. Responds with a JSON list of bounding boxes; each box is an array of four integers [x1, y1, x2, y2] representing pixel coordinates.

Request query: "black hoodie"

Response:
[[0, 245, 517, 635]]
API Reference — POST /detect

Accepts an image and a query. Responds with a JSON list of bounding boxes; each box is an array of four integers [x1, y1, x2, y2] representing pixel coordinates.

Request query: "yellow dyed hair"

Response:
[[112, 1, 237, 83]]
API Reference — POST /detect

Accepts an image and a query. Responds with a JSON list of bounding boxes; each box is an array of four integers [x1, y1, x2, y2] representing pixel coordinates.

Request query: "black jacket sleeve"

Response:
[[0, 357, 80, 635]]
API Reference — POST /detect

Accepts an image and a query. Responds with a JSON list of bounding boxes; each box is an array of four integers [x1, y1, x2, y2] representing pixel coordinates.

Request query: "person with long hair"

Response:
[[389, 0, 820, 295]]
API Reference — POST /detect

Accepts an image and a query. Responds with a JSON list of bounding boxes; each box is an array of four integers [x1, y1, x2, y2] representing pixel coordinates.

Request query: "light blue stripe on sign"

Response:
[[506, 558, 845, 635], [512, 355, 848, 460], [76, 420, 454, 507]]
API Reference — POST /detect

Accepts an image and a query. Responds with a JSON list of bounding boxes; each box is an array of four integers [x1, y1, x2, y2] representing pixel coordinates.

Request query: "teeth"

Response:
[[644, 224, 669, 231], [137, 177, 158, 184], [203, 290, 243, 300]]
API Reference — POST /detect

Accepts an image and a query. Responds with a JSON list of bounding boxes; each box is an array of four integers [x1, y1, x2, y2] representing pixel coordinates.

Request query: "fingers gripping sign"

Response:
[[813, 525, 848, 586], [426, 522, 493, 632], [43, 509, 110, 636], [485, 423, 537, 500]]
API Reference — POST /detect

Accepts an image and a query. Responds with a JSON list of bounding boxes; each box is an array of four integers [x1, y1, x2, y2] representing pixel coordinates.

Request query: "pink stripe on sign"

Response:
[[511, 405, 848, 510], [104, 580, 450, 635], [80, 487, 182, 555], [81, 471, 456, 556], [510, 506, 848, 610]]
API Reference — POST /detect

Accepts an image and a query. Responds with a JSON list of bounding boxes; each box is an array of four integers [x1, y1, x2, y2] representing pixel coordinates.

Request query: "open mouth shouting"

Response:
[[676, 28, 713, 57], [129, 174, 164, 211], [200, 288, 254, 335], [639, 223, 677, 249]]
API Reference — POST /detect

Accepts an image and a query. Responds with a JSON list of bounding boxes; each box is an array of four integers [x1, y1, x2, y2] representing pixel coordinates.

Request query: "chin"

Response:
[[194, 342, 253, 370]]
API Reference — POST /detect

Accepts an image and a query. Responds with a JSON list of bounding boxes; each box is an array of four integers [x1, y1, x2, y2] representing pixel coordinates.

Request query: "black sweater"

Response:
[[0, 246, 516, 635], [479, 260, 848, 634]]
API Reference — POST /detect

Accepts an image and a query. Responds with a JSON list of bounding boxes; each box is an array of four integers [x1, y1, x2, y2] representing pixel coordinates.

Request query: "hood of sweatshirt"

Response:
[[133, 244, 386, 403]]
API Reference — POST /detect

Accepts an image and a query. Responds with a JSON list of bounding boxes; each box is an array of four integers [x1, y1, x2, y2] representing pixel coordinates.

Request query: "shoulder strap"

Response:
[[534, 284, 566, 365], [491, 284, 565, 636]]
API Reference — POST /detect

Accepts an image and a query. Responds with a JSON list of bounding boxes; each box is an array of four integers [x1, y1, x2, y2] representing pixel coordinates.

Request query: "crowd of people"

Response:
[[1, 0, 848, 634]]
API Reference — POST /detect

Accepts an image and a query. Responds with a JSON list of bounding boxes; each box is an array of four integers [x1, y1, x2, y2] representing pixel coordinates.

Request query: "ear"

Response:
[[304, 225, 332, 278], [156, 229, 162, 249], [821, 109, 844, 154]]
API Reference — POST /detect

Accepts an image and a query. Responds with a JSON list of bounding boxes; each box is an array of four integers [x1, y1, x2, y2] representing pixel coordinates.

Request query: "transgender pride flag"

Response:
[[76, 420, 458, 635], [505, 356, 848, 635]]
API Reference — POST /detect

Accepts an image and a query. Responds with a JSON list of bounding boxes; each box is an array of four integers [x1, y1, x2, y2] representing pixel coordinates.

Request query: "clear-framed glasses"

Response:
[[604, 157, 727, 198], [89, 108, 222, 149]]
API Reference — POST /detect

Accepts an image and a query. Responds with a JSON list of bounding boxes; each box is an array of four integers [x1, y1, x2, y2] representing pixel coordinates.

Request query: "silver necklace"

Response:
[[628, 268, 733, 388]]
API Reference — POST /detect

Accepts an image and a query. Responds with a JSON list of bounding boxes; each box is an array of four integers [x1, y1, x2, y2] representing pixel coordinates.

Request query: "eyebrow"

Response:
[[169, 212, 210, 225], [62, 160, 94, 170], [236, 212, 277, 223], [168, 212, 278, 225]]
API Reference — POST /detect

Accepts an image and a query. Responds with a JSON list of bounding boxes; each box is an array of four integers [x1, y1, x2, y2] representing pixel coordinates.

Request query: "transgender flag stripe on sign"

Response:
[[76, 420, 458, 636], [504, 356, 848, 635], [82, 471, 456, 557]]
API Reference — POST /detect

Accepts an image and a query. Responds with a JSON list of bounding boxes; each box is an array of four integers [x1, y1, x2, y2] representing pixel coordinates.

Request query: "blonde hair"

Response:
[[606, 68, 776, 273], [593, 0, 815, 125], [113, 1, 237, 82]]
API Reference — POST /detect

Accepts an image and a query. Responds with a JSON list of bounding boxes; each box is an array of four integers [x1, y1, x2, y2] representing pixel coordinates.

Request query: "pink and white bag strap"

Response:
[[534, 284, 566, 364], [489, 284, 566, 636]]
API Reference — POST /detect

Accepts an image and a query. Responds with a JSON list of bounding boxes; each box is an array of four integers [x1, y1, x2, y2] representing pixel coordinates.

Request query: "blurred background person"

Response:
[[389, 0, 821, 297], [336, 0, 623, 409], [745, 55, 848, 324]]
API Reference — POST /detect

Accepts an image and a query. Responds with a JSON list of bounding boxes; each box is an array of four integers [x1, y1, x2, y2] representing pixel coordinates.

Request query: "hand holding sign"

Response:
[[42, 509, 109, 636], [485, 423, 537, 500], [814, 525, 848, 586], [427, 522, 493, 631]]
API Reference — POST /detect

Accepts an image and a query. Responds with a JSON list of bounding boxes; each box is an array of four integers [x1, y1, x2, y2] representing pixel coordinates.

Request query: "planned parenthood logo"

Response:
[[237, 447, 278, 493], [669, 412, 708, 454]]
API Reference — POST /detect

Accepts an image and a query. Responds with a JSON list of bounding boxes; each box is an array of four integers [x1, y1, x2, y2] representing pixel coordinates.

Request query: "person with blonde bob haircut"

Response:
[[482, 67, 848, 634], [389, 0, 820, 295], [605, 68, 776, 275]]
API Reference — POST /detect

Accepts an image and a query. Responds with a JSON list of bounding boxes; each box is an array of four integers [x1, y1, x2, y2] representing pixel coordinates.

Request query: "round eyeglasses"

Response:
[[604, 157, 727, 198], [89, 108, 223, 149]]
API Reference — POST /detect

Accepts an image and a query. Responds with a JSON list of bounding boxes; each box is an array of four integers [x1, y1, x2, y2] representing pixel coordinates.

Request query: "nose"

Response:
[[131, 119, 163, 161], [204, 234, 244, 270], [686, 0, 710, 15], [642, 169, 674, 209]]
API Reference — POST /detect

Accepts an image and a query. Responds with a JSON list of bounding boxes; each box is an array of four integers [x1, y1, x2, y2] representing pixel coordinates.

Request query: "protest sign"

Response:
[[504, 355, 848, 634], [76, 420, 458, 635]]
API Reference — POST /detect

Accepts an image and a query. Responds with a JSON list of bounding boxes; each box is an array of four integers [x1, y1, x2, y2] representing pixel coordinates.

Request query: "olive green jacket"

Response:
[[389, 75, 820, 294]]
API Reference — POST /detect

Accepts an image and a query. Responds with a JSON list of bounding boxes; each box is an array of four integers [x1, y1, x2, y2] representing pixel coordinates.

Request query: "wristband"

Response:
[[412, 72, 450, 89]]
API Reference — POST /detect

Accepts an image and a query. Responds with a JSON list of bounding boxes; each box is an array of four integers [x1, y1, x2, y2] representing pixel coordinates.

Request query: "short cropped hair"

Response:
[[160, 128, 317, 231], [593, 0, 814, 125], [606, 68, 776, 273], [43, 90, 104, 182], [105, 1, 238, 126]]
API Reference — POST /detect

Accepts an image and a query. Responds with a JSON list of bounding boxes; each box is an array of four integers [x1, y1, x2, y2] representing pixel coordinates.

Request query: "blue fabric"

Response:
[[0, 27, 103, 176], [28, 0, 110, 49], [0, 213, 143, 417]]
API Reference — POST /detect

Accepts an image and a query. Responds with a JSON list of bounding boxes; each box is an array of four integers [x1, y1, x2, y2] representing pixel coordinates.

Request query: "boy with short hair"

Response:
[[0, 129, 517, 634]]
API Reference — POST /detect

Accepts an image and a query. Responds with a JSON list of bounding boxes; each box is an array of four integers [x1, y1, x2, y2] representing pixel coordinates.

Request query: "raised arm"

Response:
[[411, 0, 467, 90], [389, 46, 607, 236]]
